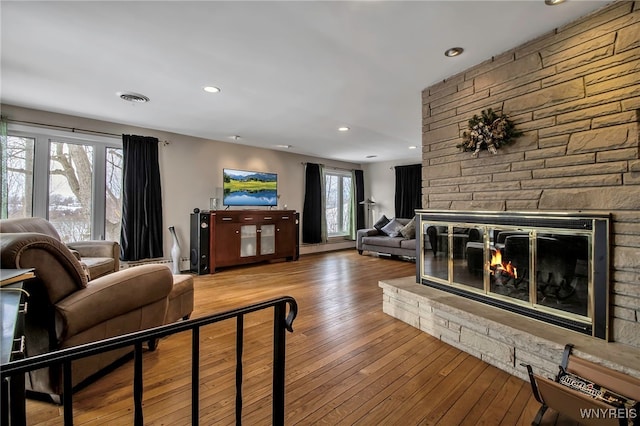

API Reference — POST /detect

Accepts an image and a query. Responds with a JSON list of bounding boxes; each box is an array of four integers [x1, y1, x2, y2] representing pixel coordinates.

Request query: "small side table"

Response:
[[1, 268, 34, 426]]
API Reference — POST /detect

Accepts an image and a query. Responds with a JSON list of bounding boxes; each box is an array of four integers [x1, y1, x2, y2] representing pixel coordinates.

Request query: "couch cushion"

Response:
[[362, 235, 403, 248], [81, 257, 116, 280], [166, 274, 195, 323], [381, 218, 404, 237], [400, 239, 416, 250]]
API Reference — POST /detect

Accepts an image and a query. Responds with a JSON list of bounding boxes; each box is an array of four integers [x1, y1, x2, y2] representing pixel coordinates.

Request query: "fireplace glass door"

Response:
[[418, 211, 609, 339]]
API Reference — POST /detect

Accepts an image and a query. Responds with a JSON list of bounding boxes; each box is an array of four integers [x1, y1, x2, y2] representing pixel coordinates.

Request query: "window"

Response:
[[324, 170, 353, 237], [49, 141, 94, 241], [1, 125, 123, 242], [3, 136, 35, 217], [105, 147, 123, 242]]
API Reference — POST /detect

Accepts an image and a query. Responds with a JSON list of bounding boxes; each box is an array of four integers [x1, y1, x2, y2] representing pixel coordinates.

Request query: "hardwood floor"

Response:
[[25, 250, 575, 425]]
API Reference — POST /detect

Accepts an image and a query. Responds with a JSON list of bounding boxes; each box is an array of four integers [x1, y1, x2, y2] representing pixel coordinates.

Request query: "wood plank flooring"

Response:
[[24, 250, 578, 425]]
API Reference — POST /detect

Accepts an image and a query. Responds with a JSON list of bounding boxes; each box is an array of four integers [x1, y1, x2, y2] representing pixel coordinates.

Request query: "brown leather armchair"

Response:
[[0, 229, 173, 402], [0, 217, 119, 280]]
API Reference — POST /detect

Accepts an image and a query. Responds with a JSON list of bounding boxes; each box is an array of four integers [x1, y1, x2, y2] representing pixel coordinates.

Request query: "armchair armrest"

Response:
[[54, 264, 173, 341], [67, 240, 120, 271], [1, 232, 88, 302], [356, 228, 379, 250], [68, 248, 82, 261]]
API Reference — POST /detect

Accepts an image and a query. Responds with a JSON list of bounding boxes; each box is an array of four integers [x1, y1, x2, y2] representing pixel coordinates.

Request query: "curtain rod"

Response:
[[6, 118, 170, 145], [300, 162, 361, 173], [6, 118, 121, 137]]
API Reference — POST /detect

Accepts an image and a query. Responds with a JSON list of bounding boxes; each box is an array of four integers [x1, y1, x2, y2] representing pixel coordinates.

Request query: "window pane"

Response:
[[341, 176, 352, 234], [49, 141, 93, 242], [325, 174, 338, 235], [325, 172, 351, 237], [105, 147, 123, 242], [3, 136, 35, 218]]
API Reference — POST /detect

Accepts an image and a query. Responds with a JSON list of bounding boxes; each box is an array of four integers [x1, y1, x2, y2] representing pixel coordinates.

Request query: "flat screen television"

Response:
[[223, 168, 278, 207]]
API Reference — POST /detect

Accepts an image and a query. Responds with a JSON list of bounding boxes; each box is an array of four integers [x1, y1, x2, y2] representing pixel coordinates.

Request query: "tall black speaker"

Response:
[[190, 210, 210, 275], [294, 212, 300, 260]]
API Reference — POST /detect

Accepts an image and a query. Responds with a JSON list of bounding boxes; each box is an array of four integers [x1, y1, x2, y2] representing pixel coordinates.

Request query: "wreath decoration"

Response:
[[457, 109, 522, 157]]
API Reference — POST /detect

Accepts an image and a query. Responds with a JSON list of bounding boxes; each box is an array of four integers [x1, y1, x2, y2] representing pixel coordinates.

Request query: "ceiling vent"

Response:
[[117, 92, 150, 103]]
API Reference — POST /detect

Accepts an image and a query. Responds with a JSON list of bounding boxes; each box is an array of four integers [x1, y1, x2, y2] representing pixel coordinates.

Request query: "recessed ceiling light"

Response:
[[444, 47, 464, 57], [338, 126, 350, 132], [544, 0, 566, 5], [116, 91, 149, 103], [203, 86, 221, 93], [408, 145, 418, 150]]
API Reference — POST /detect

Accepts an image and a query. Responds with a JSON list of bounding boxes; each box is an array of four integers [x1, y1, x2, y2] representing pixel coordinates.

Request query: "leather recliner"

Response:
[[0, 222, 173, 402]]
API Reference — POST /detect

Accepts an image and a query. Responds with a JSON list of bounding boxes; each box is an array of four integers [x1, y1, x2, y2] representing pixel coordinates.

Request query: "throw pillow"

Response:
[[373, 215, 390, 231], [400, 216, 416, 239], [381, 218, 404, 238]]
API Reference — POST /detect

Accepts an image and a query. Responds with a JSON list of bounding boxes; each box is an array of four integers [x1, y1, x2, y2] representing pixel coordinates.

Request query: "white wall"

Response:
[[2, 104, 362, 259], [363, 158, 422, 225]]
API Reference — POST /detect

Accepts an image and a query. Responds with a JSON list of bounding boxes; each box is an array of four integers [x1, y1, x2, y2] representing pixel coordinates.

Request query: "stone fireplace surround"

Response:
[[379, 277, 640, 382], [391, 0, 640, 383], [380, 209, 640, 382]]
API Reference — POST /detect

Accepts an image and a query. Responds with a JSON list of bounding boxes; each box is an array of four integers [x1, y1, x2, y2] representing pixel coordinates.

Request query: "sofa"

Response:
[[0, 219, 178, 402], [1, 217, 119, 280], [357, 216, 430, 258]]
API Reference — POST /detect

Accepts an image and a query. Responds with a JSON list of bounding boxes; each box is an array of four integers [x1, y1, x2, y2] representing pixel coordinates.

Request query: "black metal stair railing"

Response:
[[1, 296, 298, 426]]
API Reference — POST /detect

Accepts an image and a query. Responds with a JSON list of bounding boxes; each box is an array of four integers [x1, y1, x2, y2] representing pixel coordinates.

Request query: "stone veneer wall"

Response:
[[421, 1, 640, 348], [380, 278, 640, 382]]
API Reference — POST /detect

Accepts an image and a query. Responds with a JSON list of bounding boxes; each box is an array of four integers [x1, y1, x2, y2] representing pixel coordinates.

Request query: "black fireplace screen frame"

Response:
[[415, 210, 611, 340]]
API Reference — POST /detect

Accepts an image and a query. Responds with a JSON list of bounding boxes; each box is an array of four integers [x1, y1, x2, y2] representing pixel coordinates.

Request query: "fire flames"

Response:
[[491, 249, 517, 278]]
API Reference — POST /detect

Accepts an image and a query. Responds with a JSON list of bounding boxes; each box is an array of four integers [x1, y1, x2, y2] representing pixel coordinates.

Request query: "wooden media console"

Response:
[[209, 210, 299, 273]]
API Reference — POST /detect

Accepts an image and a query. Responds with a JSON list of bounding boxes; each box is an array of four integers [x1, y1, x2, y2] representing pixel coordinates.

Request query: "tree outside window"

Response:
[[2, 136, 35, 218], [49, 141, 94, 241]]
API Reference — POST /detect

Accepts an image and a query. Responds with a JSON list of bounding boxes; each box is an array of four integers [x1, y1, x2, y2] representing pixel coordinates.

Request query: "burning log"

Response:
[[490, 248, 518, 279]]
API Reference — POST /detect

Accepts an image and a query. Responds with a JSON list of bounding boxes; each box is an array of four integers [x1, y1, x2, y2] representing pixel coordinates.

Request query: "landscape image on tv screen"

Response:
[[223, 169, 278, 207]]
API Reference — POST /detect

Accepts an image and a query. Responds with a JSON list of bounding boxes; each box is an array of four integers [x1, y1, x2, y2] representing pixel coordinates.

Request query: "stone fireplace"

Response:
[[378, 1, 640, 382], [416, 0, 639, 355], [416, 210, 610, 339]]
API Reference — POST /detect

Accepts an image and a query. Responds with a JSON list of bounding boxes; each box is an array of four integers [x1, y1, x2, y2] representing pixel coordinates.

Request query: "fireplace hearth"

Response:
[[417, 210, 610, 339]]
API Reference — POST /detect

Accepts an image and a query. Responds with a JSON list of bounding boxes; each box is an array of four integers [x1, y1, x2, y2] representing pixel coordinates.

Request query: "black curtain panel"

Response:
[[302, 163, 322, 244], [120, 135, 164, 261], [395, 164, 422, 218], [355, 169, 365, 230]]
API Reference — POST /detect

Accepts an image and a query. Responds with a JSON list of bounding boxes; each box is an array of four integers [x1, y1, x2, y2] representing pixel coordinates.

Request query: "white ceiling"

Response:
[[1, 1, 611, 164]]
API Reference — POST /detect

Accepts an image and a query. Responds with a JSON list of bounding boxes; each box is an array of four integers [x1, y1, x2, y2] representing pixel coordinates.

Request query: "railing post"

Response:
[[133, 342, 144, 426], [192, 327, 200, 426], [236, 314, 244, 425], [2, 296, 297, 426], [272, 301, 286, 426], [63, 361, 73, 425]]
